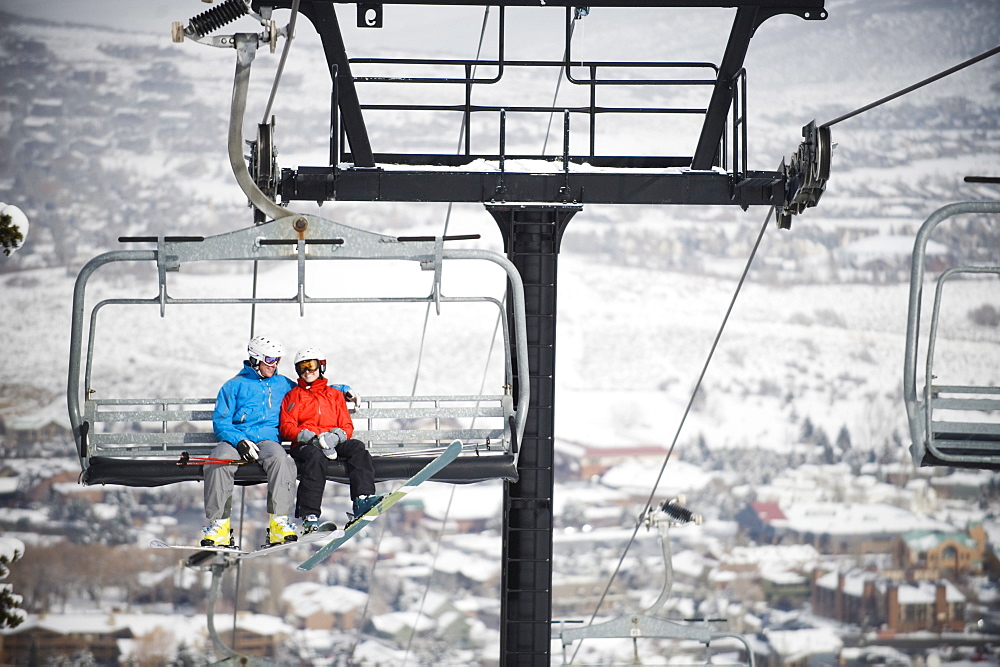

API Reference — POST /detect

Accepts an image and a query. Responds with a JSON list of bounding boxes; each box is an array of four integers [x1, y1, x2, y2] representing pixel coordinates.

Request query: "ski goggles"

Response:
[[260, 356, 281, 366], [295, 359, 321, 375]]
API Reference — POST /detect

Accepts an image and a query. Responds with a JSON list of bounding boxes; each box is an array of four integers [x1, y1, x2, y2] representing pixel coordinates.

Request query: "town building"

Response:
[[895, 522, 987, 576], [735, 500, 953, 556], [0, 612, 292, 663], [811, 569, 967, 634]]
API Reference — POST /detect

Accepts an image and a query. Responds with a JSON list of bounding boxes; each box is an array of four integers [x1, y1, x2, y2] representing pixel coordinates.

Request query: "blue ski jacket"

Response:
[[213, 362, 297, 445]]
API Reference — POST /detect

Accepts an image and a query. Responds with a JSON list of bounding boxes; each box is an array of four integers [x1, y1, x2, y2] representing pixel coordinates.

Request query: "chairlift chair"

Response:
[[557, 498, 756, 666], [904, 201, 1000, 468], [67, 215, 529, 486]]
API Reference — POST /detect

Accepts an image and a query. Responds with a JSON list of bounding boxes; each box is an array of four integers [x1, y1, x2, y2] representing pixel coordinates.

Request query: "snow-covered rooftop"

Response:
[[777, 502, 952, 536], [281, 582, 368, 618], [720, 544, 821, 578], [765, 627, 843, 661]]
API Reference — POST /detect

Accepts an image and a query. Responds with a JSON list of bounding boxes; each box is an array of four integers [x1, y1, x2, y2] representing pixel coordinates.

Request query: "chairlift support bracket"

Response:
[[776, 120, 831, 229], [171, 549, 270, 664]]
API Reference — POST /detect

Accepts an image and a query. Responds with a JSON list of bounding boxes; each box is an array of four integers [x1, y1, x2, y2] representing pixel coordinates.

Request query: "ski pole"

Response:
[[177, 452, 248, 466]]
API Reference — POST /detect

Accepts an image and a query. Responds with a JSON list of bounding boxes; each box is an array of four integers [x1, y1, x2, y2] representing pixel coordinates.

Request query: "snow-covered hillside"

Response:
[[2, 227, 997, 465], [1, 0, 998, 463]]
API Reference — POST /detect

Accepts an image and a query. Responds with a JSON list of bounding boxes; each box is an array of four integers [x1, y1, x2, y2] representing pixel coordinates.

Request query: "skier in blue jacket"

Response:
[[201, 334, 298, 548]]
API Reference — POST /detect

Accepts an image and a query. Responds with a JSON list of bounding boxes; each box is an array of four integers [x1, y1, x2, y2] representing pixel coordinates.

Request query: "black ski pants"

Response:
[[291, 438, 376, 519]]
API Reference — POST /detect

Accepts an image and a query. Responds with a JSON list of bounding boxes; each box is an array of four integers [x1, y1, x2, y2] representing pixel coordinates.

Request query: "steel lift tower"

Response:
[[228, 2, 831, 662]]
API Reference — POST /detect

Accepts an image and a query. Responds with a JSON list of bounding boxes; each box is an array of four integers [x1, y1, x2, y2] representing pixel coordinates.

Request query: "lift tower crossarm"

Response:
[[256, 0, 826, 208], [261, 1, 823, 7]]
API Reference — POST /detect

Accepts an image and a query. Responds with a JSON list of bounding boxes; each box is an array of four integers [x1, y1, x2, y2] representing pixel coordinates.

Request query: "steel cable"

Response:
[[564, 33, 1000, 666], [262, 0, 301, 124], [355, 8, 495, 663], [568, 205, 774, 664], [822, 44, 1000, 128]]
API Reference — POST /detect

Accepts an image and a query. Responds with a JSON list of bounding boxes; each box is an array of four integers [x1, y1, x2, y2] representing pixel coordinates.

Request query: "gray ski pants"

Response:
[[204, 440, 296, 519]]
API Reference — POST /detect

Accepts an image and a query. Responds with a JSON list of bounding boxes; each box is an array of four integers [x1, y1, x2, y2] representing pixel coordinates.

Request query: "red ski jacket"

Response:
[[279, 376, 355, 446]]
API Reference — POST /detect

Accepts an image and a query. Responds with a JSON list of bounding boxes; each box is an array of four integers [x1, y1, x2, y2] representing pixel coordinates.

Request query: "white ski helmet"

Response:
[[294, 345, 327, 376], [247, 334, 284, 367]]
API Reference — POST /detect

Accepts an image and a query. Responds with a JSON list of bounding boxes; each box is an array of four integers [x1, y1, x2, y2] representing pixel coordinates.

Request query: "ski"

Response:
[[149, 539, 247, 555], [297, 440, 462, 571], [150, 529, 346, 560], [239, 528, 345, 560]]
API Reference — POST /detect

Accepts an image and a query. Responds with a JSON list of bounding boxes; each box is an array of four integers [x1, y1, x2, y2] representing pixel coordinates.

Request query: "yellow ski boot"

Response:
[[201, 517, 233, 547], [266, 514, 298, 546]]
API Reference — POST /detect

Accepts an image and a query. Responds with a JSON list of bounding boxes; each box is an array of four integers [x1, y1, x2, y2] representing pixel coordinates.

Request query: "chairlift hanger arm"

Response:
[[243, 0, 374, 167], [173, 7, 315, 216], [230, 34, 308, 220]]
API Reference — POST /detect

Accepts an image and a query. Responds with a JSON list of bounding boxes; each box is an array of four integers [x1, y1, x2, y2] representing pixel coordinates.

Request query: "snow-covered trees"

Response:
[[0, 536, 26, 629], [0, 203, 28, 256]]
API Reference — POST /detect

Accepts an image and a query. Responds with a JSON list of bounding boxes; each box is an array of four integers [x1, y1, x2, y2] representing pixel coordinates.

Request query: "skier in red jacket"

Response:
[[279, 345, 382, 531]]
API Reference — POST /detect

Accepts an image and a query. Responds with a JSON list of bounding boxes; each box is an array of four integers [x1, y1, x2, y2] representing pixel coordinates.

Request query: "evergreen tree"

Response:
[[0, 537, 25, 629], [697, 433, 710, 462], [102, 506, 134, 546], [0, 210, 24, 256], [816, 429, 832, 463], [347, 561, 369, 590], [800, 417, 815, 442], [821, 438, 836, 464], [836, 425, 852, 452]]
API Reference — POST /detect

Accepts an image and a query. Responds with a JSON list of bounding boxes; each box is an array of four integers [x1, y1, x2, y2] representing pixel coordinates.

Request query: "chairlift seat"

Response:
[[78, 394, 518, 486], [83, 453, 516, 487]]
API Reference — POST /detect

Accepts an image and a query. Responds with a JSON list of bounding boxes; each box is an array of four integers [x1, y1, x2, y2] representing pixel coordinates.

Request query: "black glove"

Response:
[[236, 439, 260, 462], [344, 389, 360, 409]]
